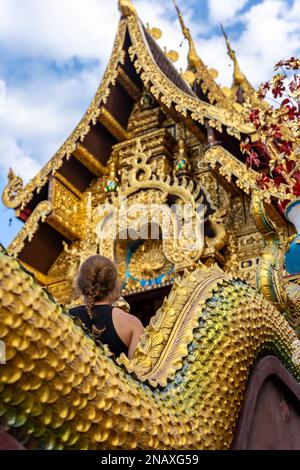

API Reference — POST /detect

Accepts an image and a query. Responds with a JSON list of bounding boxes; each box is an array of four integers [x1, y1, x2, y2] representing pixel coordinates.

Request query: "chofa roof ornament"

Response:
[[118, 0, 137, 17]]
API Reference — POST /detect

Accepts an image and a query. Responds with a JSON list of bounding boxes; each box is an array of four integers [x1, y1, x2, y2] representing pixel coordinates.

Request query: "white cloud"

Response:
[[0, 0, 119, 63], [0, 136, 40, 182], [0, 64, 102, 182], [235, 0, 300, 84], [208, 0, 249, 24], [197, 0, 300, 87]]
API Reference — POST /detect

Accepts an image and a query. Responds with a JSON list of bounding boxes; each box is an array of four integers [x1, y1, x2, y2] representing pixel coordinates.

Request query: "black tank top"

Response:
[[69, 304, 128, 358]]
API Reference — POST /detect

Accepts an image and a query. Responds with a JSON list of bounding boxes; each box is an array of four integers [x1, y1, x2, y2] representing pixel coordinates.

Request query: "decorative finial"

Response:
[[220, 24, 254, 98], [174, 138, 191, 177], [105, 161, 118, 193], [147, 22, 162, 40], [220, 24, 236, 62], [173, 0, 212, 82], [118, 0, 136, 17], [164, 46, 179, 63]]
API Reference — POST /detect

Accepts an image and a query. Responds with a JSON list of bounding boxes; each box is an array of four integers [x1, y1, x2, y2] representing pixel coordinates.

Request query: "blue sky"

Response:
[[0, 0, 300, 248]]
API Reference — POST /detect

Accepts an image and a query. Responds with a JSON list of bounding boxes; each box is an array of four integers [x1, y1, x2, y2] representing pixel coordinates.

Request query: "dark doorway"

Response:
[[124, 285, 173, 327]]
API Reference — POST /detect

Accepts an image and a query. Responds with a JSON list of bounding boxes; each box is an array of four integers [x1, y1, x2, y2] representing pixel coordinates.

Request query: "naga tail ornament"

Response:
[[251, 190, 300, 334]]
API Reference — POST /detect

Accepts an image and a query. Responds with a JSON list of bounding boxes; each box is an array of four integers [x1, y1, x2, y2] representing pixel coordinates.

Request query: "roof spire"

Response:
[[220, 24, 254, 97], [172, 0, 235, 109], [118, 0, 136, 17], [173, 0, 204, 74]]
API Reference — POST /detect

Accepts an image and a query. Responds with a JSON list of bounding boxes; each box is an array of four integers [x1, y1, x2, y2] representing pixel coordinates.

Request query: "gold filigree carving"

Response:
[[98, 140, 206, 271], [204, 145, 257, 194], [127, 14, 254, 139], [292, 339, 300, 366], [173, 0, 233, 111], [251, 189, 288, 309], [47, 177, 83, 241], [206, 193, 229, 252], [2, 168, 24, 209], [251, 190, 300, 331], [7, 200, 52, 258], [116, 129, 176, 170], [130, 241, 168, 279], [122, 240, 174, 292], [221, 25, 255, 102]]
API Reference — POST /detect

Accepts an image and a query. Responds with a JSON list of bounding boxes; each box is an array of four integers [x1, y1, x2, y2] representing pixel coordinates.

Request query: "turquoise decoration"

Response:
[[285, 235, 300, 275], [284, 198, 300, 275], [105, 180, 118, 193]]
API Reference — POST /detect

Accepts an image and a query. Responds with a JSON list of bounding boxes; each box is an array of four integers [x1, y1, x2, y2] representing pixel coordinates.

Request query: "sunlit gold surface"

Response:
[[0, 249, 299, 450]]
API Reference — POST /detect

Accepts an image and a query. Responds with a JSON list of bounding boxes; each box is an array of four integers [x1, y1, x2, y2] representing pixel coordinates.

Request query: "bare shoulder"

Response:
[[112, 307, 131, 318], [113, 308, 143, 328]]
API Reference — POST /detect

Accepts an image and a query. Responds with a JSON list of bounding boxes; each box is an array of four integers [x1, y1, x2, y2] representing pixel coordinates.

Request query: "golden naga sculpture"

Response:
[[2, 168, 25, 210], [251, 190, 300, 335], [0, 247, 299, 450]]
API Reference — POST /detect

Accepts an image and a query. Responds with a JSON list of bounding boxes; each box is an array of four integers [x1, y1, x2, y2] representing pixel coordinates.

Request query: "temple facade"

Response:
[[0, 0, 300, 451], [2, 0, 273, 320]]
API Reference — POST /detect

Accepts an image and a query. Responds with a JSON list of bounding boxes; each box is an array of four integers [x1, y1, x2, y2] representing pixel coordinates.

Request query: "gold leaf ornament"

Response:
[[148, 26, 162, 40], [208, 68, 219, 79], [166, 50, 179, 63], [181, 70, 196, 85]]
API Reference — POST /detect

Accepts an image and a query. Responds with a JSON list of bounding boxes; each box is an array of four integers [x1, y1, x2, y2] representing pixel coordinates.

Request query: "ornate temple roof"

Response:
[[2, 0, 256, 215], [1, 0, 266, 286]]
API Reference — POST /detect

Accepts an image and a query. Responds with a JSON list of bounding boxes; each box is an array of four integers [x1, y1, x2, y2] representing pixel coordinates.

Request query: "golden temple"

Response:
[[0, 0, 300, 450]]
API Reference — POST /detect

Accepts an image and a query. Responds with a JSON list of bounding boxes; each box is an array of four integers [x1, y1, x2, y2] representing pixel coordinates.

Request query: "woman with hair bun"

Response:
[[69, 255, 144, 359]]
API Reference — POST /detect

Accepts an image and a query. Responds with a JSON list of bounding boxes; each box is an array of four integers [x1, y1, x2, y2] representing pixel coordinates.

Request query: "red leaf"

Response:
[[278, 140, 293, 156], [246, 150, 260, 168], [274, 175, 284, 188], [240, 139, 251, 154], [272, 82, 285, 98], [293, 182, 300, 196], [257, 174, 270, 189], [278, 199, 289, 214]]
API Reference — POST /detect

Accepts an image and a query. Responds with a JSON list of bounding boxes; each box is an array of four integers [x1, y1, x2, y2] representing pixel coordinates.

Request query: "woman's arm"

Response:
[[128, 317, 144, 360]]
